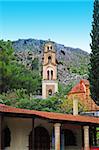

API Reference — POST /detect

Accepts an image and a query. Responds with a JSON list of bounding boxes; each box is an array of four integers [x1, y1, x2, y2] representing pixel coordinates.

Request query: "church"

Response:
[[0, 41, 99, 150]]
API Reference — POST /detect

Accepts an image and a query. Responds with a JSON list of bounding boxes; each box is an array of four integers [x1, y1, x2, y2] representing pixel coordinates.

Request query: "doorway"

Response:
[[29, 126, 50, 150]]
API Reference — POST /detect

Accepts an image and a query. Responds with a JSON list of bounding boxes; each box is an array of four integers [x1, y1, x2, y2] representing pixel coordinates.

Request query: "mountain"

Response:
[[12, 39, 90, 85]]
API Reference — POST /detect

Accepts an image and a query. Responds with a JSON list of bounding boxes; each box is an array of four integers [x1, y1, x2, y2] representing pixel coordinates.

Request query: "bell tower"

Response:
[[42, 41, 58, 99]]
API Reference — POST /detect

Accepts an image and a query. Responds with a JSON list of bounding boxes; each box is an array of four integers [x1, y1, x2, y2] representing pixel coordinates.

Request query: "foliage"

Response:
[[70, 64, 88, 75], [58, 82, 74, 96], [0, 90, 61, 111], [9, 62, 42, 95], [0, 40, 42, 95], [31, 57, 39, 70], [0, 40, 14, 93], [0, 89, 87, 114], [60, 97, 88, 114], [97, 127, 99, 146], [89, 0, 99, 105]]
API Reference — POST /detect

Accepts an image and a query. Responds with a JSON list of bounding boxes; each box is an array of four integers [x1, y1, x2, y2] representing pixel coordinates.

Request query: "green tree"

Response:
[[89, 0, 99, 105], [9, 62, 42, 95], [0, 89, 87, 114], [58, 82, 75, 97], [0, 40, 14, 93], [0, 40, 42, 95], [31, 57, 39, 70]]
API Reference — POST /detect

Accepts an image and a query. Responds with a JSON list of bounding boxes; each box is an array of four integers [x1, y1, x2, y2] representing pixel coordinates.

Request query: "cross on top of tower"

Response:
[[48, 38, 51, 41]]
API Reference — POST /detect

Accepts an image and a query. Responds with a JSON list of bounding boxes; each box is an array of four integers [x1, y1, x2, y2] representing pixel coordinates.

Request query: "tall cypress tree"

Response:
[[89, 0, 99, 105]]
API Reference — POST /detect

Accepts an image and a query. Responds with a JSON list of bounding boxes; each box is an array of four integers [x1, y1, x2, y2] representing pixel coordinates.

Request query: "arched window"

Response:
[[47, 46, 49, 50], [51, 70, 53, 80], [48, 89, 52, 96], [50, 46, 52, 50], [63, 129, 76, 146], [3, 127, 11, 148], [48, 56, 52, 63], [47, 70, 49, 80]]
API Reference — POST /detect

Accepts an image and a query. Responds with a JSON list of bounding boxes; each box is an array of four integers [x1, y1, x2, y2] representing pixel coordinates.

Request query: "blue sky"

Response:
[[0, 0, 94, 53]]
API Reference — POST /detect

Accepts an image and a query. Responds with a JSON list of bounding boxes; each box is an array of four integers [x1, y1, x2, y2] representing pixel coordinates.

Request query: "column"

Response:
[[73, 98, 78, 115], [83, 126, 90, 150], [54, 123, 61, 150]]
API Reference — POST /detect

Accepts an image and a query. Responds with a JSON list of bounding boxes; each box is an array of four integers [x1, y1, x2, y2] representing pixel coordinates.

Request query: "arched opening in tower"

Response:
[[50, 46, 52, 50], [47, 70, 49, 80], [48, 89, 52, 96], [51, 70, 53, 80], [47, 46, 49, 51]]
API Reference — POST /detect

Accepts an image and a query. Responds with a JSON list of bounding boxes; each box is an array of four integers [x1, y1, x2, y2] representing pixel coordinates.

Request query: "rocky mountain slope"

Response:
[[12, 39, 90, 85]]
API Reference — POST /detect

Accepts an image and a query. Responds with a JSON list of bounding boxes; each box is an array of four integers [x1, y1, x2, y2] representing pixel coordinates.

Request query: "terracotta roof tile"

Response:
[[68, 79, 99, 111], [0, 104, 99, 125], [69, 80, 86, 94], [69, 79, 90, 94]]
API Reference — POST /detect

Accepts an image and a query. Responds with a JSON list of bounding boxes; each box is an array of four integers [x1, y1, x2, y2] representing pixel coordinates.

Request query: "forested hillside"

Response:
[[13, 38, 90, 85]]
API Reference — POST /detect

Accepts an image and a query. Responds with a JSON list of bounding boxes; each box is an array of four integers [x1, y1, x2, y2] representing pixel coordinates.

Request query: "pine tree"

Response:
[[0, 40, 14, 93], [0, 40, 42, 94], [89, 0, 99, 105]]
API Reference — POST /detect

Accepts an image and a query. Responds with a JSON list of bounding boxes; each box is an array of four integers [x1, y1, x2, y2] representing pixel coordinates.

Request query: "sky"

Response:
[[0, 0, 94, 53]]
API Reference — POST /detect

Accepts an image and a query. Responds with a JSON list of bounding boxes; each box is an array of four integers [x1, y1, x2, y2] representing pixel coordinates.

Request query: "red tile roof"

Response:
[[0, 104, 99, 125], [68, 79, 99, 111], [69, 79, 87, 94]]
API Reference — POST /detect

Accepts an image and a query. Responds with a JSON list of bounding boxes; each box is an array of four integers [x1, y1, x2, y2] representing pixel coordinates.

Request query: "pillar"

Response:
[[54, 123, 61, 150], [83, 126, 90, 150], [73, 98, 78, 115]]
